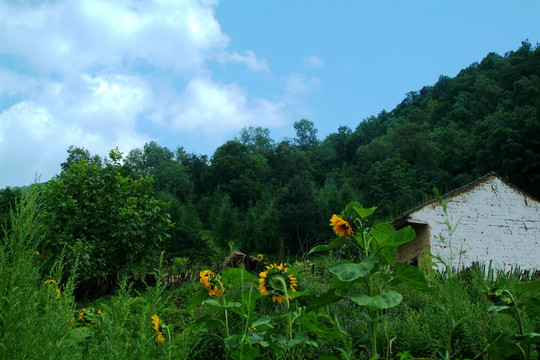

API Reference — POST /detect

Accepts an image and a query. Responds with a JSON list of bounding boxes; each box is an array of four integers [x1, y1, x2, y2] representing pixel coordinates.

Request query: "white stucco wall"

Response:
[[406, 176, 540, 271]]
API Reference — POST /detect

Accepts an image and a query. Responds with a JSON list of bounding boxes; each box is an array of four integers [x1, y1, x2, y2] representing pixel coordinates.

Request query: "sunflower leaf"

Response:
[[202, 299, 242, 310], [347, 290, 403, 310], [186, 289, 210, 311], [352, 205, 377, 219], [329, 256, 377, 281], [308, 237, 346, 255], [222, 266, 258, 283]]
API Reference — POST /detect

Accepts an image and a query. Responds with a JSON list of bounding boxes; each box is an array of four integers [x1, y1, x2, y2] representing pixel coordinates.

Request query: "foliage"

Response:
[[40, 148, 172, 293], [0, 187, 80, 359], [0, 186, 22, 230], [1, 192, 538, 359], [124, 141, 194, 201], [310, 202, 435, 358], [484, 277, 540, 359], [202, 140, 270, 209]]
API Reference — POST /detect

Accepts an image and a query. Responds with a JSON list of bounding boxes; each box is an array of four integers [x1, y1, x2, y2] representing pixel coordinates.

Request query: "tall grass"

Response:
[[0, 187, 78, 359], [0, 189, 203, 359]]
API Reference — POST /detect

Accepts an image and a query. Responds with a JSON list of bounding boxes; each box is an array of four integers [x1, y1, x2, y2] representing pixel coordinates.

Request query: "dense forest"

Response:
[[1, 41, 539, 283]]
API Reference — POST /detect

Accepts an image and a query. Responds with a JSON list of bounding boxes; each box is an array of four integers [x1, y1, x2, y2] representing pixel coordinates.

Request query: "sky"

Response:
[[1, 0, 539, 188]]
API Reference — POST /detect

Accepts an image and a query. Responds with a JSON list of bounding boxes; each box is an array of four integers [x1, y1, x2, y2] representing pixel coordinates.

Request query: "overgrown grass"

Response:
[[0, 190, 538, 359]]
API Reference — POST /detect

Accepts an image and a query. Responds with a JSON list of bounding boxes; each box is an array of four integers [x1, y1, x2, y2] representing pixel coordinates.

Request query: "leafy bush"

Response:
[[40, 148, 172, 295]]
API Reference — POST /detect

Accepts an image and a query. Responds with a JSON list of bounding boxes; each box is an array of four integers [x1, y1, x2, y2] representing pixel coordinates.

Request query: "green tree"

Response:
[[0, 186, 22, 230], [124, 142, 193, 201], [178, 151, 210, 197], [322, 125, 352, 163], [60, 145, 103, 172], [204, 141, 270, 208], [41, 148, 172, 293], [364, 156, 420, 219], [158, 191, 204, 259], [276, 174, 319, 255], [208, 191, 241, 249], [267, 140, 313, 187], [294, 119, 319, 150], [238, 190, 280, 254], [237, 126, 275, 156]]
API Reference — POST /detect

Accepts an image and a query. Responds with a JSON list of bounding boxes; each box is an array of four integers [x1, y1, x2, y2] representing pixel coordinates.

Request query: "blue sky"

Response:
[[1, 0, 539, 188]]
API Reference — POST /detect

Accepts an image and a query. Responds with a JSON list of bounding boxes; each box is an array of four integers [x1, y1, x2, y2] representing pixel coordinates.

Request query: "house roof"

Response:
[[392, 172, 538, 228]]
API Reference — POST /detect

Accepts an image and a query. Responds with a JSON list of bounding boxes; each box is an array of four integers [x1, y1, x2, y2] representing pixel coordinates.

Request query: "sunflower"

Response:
[[258, 254, 264, 261], [151, 314, 165, 343], [44, 279, 61, 300], [258, 263, 298, 304], [151, 314, 160, 332], [199, 270, 224, 297], [330, 214, 354, 238], [156, 331, 165, 344], [76, 307, 102, 327]]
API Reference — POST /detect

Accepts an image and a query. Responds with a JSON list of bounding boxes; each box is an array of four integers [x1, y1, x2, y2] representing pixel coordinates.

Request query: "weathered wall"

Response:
[[406, 176, 540, 271], [396, 223, 430, 263]]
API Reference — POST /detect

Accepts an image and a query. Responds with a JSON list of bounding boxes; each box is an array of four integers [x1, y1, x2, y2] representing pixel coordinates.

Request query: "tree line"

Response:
[[1, 41, 538, 292]]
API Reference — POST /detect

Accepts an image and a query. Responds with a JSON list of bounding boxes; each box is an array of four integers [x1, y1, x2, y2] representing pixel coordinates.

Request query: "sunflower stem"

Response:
[[276, 277, 293, 343], [220, 279, 230, 360]]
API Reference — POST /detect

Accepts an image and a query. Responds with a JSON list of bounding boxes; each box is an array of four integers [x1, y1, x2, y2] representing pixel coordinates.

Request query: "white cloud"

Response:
[[0, 0, 228, 74], [304, 55, 324, 69], [0, 0, 293, 187], [283, 74, 322, 100], [214, 50, 270, 71], [0, 99, 151, 186], [161, 76, 285, 137]]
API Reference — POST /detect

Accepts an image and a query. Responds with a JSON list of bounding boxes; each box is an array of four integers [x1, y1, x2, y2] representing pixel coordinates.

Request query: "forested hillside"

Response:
[[2, 41, 539, 264]]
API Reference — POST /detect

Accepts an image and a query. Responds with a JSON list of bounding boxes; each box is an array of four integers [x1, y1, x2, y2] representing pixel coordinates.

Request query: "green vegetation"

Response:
[[1, 41, 539, 359], [1, 193, 538, 359]]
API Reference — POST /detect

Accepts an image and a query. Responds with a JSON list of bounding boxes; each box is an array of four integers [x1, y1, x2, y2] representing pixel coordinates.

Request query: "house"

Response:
[[392, 172, 540, 272]]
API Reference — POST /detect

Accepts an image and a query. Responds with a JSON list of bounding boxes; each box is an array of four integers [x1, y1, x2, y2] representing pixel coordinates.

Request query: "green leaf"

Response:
[[192, 315, 223, 332], [488, 304, 512, 314], [377, 247, 397, 266], [252, 316, 275, 329], [238, 289, 258, 321], [308, 237, 346, 254], [507, 332, 540, 343], [268, 332, 287, 349], [331, 274, 349, 291], [289, 290, 307, 299], [329, 256, 377, 282], [347, 290, 403, 310], [224, 334, 243, 350], [352, 205, 377, 219], [306, 289, 343, 312], [227, 335, 263, 359], [372, 223, 415, 248], [370, 224, 415, 264], [299, 311, 343, 339], [186, 289, 209, 311], [487, 333, 522, 358], [249, 331, 268, 347], [202, 299, 242, 310], [222, 266, 258, 283], [393, 262, 437, 296]]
